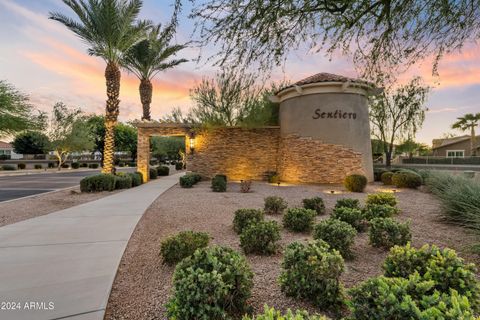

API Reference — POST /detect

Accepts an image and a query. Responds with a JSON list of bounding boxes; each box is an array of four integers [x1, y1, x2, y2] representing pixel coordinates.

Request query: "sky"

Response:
[[0, 0, 479, 145]]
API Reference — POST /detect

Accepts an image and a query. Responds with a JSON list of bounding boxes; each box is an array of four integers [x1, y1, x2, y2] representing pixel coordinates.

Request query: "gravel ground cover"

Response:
[[0, 187, 119, 227], [105, 181, 480, 319]]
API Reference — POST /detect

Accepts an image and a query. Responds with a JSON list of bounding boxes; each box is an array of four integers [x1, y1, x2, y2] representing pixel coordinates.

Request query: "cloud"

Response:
[[427, 107, 458, 114]]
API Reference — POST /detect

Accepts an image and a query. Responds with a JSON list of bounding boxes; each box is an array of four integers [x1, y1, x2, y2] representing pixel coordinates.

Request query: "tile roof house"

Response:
[[432, 135, 480, 157]]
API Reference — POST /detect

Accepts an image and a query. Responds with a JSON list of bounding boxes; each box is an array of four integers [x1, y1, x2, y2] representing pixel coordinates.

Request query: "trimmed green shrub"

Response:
[[128, 172, 143, 187], [80, 163, 88, 168], [233, 209, 264, 234], [71, 162, 80, 169], [381, 171, 394, 185], [118, 162, 125, 167], [362, 204, 398, 221], [392, 171, 422, 188], [331, 207, 366, 231], [369, 218, 411, 249], [18, 163, 26, 169], [88, 163, 99, 169], [48, 162, 56, 168], [334, 198, 360, 209], [243, 305, 330, 320], [373, 168, 388, 182], [240, 221, 281, 255], [149, 168, 158, 180], [365, 192, 397, 207], [383, 243, 480, 311], [211, 174, 227, 192], [2, 165, 16, 170], [268, 173, 280, 184], [344, 174, 367, 192], [179, 175, 195, 188], [302, 197, 325, 215], [157, 165, 169, 176], [167, 246, 253, 319], [34, 164, 42, 169], [175, 162, 183, 170], [80, 174, 116, 192], [264, 196, 288, 215], [114, 175, 132, 189], [279, 240, 345, 310], [348, 274, 478, 320], [160, 231, 210, 265], [283, 208, 316, 232], [313, 218, 357, 259]]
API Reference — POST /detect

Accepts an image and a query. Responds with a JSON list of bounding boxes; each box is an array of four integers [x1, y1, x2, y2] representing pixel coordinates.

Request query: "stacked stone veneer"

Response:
[[137, 125, 365, 184]]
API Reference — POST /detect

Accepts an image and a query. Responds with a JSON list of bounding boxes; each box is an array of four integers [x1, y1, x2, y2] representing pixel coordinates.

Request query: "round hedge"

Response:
[[344, 174, 367, 192], [313, 218, 357, 259], [381, 171, 394, 185], [391, 171, 422, 189]]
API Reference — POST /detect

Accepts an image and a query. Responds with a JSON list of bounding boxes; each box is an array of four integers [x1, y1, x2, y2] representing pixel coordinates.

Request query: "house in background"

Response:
[[0, 141, 23, 159], [432, 135, 480, 157]]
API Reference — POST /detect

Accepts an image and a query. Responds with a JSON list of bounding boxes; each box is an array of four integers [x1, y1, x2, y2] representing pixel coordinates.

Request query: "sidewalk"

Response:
[[0, 173, 183, 320]]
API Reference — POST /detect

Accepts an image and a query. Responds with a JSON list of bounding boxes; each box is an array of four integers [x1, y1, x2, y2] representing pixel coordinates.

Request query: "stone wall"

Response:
[[278, 135, 365, 184], [188, 127, 280, 181]]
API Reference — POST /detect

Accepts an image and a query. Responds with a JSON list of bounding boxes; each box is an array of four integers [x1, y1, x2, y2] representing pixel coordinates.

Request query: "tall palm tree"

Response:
[[452, 113, 480, 156], [123, 22, 187, 120], [50, 0, 149, 173]]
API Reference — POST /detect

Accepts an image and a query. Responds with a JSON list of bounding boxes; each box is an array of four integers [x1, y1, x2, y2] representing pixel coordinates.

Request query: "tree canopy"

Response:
[[12, 131, 50, 155]]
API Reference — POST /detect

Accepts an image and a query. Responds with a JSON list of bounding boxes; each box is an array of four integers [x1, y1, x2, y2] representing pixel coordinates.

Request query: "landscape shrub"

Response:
[[179, 175, 195, 188], [391, 171, 422, 188], [425, 172, 480, 231], [268, 173, 280, 184], [344, 174, 368, 192], [240, 221, 281, 255], [88, 163, 99, 169], [114, 175, 132, 189], [348, 274, 478, 320], [149, 168, 158, 180], [118, 161, 125, 167], [34, 164, 43, 169], [61, 163, 69, 168], [313, 218, 357, 259], [368, 218, 411, 249], [79, 163, 88, 168], [362, 204, 399, 221], [2, 165, 16, 170], [0, 154, 10, 160], [49, 162, 56, 168], [283, 208, 316, 232], [233, 209, 264, 234], [383, 243, 480, 311], [331, 207, 366, 231], [175, 162, 183, 170], [264, 196, 288, 215], [160, 230, 210, 265], [334, 198, 360, 209], [211, 174, 227, 192], [242, 305, 330, 320], [365, 192, 397, 207], [157, 165, 169, 176], [381, 171, 394, 185], [373, 168, 388, 182], [80, 174, 116, 192], [71, 162, 80, 169], [167, 246, 253, 319], [127, 172, 143, 187], [302, 197, 325, 215], [18, 163, 26, 169], [279, 240, 345, 310], [240, 180, 252, 193]]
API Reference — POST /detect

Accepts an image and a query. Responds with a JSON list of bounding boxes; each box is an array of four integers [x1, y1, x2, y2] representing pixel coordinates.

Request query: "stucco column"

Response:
[[137, 128, 150, 182]]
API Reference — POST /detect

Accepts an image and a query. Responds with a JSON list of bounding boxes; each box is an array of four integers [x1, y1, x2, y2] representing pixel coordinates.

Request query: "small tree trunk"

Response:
[[102, 62, 121, 174], [385, 151, 392, 167], [139, 78, 152, 121], [471, 126, 476, 156]]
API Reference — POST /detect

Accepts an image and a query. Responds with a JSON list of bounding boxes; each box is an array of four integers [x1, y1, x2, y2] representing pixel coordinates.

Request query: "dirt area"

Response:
[[0, 187, 119, 227], [105, 181, 480, 320]]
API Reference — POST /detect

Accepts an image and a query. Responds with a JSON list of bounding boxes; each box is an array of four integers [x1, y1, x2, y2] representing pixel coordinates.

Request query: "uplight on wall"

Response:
[[189, 132, 196, 154]]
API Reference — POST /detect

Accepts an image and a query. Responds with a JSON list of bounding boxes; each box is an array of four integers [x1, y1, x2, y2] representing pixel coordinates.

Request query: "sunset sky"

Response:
[[1, 0, 479, 144]]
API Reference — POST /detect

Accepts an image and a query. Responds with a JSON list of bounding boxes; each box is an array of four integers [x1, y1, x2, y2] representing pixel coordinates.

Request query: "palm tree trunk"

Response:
[[102, 62, 121, 174], [139, 78, 152, 120]]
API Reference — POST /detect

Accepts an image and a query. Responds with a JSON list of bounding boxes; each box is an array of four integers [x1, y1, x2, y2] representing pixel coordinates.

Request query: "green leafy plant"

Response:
[[381, 171, 394, 185], [283, 208, 316, 232], [240, 221, 281, 255], [242, 305, 330, 320], [366, 192, 397, 207], [34, 164, 43, 169], [211, 174, 227, 192], [313, 218, 357, 259], [17, 163, 26, 170], [279, 240, 345, 310], [233, 209, 264, 234], [157, 165, 169, 176], [344, 174, 368, 192], [114, 174, 132, 189], [175, 162, 183, 170], [2, 165, 16, 171], [88, 163, 99, 169], [334, 198, 360, 209], [369, 218, 411, 249], [80, 174, 116, 192], [392, 171, 422, 188], [127, 172, 143, 187], [331, 207, 366, 231], [264, 196, 288, 215], [160, 231, 210, 265], [71, 162, 80, 169], [149, 167, 158, 179], [362, 204, 399, 221], [167, 246, 253, 319], [302, 197, 325, 215], [373, 168, 389, 182], [179, 175, 195, 188]]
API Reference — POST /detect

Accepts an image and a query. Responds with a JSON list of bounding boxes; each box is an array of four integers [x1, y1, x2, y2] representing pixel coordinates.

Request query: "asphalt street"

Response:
[[0, 169, 133, 202]]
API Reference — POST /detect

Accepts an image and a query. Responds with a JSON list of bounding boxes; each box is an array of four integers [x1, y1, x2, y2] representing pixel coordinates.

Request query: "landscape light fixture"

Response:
[[330, 190, 335, 194], [189, 132, 195, 154]]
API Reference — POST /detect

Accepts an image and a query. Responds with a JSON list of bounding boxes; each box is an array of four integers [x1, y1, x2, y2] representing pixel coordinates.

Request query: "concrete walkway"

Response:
[[0, 173, 182, 320]]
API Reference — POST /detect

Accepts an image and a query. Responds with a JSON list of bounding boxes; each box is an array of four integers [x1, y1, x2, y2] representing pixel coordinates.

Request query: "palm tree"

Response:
[[50, 0, 149, 173], [123, 23, 187, 120], [452, 113, 480, 156]]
